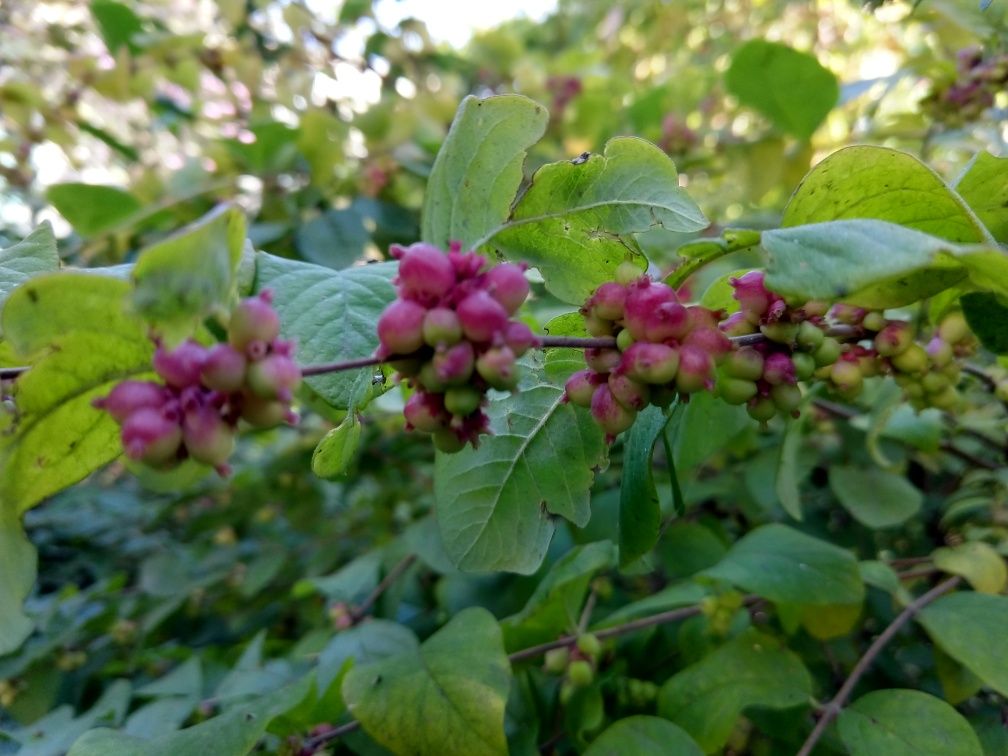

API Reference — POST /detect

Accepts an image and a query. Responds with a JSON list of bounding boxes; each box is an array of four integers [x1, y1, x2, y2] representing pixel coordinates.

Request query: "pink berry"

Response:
[[377, 299, 427, 356], [731, 271, 772, 321], [394, 242, 456, 303], [675, 344, 713, 393], [229, 291, 281, 350], [874, 322, 913, 357], [624, 279, 677, 340], [94, 381, 168, 422], [590, 384, 637, 439], [432, 341, 475, 386], [621, 343, 679, 385], [121, 407, 183, 464], [457, 291, 509, 343], [476, 345, 518, 390], [762, 352, 797, 385], [182, 405, 235, 468], [201, 344, 248, 392], [684, 326, 732, 357], [246, 354, 302, 401], [153, 340, 209, 388], [588, 282, 628, 321], [584, 347, 622, 374], [720, 311, 753, 336], [404, 391, 448, 433], [608, 372, 651, 410], [564, 369, 597, 407], [645, 301, 690, 342], [502, 321, 540, 356], [485, 263, 530, 314], [423, 307, 463, 347]]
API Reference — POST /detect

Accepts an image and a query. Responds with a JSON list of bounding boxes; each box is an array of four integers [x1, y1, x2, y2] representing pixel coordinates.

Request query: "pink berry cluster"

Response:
[[923, 48, 1008, 125], [94, 291, 301, 474], [716, 271, 839, 421], [376, 242, 539, 452], [564, 263, 731, 440]]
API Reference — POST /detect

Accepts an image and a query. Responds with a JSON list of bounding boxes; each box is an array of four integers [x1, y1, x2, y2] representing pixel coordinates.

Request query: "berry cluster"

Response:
[[377, 242, 538, 452], [564, 263, 730, 440], [923, 48, 1008, 125], [543, 633, 603, 704], [888, 311, 975, 411], [716, 271, 839, 421], [94, 291, 300, 474]]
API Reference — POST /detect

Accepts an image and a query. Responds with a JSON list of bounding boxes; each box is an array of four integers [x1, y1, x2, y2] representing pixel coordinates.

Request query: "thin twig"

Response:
[[795, 576, 961, 756], [300, 354, 385, 376], [963, 363, 997, 391], [348, 553, 418, 624], [576, 589, 597, 634], [896, 566, 939, 582], [302, 719, 362, 751]]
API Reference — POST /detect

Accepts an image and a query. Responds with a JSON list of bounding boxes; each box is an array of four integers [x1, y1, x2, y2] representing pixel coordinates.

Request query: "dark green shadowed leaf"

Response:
[[619, 405, 670, 566], [342, 608, 510, 756], [584, 716, 703, 756], [488, 137, 707, 305], [435, 384, 607, 574], [829, 465, 923, 529], [421, 94, 548, 249], [726, 40, 839, 139], [0, 508, 36, 655], [961, 292, 1008, 354]]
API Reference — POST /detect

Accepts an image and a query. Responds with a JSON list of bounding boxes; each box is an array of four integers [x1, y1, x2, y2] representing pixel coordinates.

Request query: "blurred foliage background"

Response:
[[2, 1, 1008, 753]]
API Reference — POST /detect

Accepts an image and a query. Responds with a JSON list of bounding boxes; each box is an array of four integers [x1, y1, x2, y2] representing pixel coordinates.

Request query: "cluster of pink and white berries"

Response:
[[94, 291, 301, 474], [376, 242, 539, 452], [564, 263, 731, 440]]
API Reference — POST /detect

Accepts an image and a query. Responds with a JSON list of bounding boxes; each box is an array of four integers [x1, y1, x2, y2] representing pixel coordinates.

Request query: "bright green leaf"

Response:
[[932, 542, 1007, 594], [954, 151, 1008, 243], [584, 716, 703, 756], [837, 689, 983, 756], [782, 146, 990, 243], [502, 542, 614, 650], [343, 608, 510, 756], [917, 592, 1008, 697], [667, 230, 761, 290], [725, 40, 838, 139], [0, 508, 36, 654], [422, 94, 548, 249], [0, 223, 60, 318], [435, 384, 607, 574], [619, 405, 670, 567], [311, 414, 361, 479], [253, 253, 396, 410], [488, 137, 707, 304], [47, 183, 142, 236], [132, 204, 245, 336], [703, 523, 864, 605], [829, 465, 923, 529], [658, 629, 812, 752], [1, 274, 152, 512], [90, 1, 144, 53]]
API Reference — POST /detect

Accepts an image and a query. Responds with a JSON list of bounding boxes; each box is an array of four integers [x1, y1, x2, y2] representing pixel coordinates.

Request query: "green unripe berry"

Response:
[[874, 322, 913, 357], [718, 376, 758, 405], [938, 311, 970, 344], [616, 328, 635, 352], [615, 261, 644, 285], [760, 321, 799, 344], [576, 633, 602, 660], [476, 346, 518, 390], [432, 428, 465, 453], [792, 352, 816, 381], [418, 362, 447, 393], [241, 395, 290, 428], [862, 311, 887, 332], [723, 347, 764, 381], [422, 308, 463, 347], [543, 647, 570, 674], [796, 321, 825, 350], [771, 383, 802, 414], [890, 343, 928, 375], [921, 372, 951, 395], [929, 386, 960, 410], [444, 386, 482, 416], [747, 397, 776, 422], [584, 312, 615, 337], [813, 337, 842, 367], [830, 360, 863, 394], [567, 660, 594, 688], [926, 337, 954, 368], [903, 382, 925, 400]]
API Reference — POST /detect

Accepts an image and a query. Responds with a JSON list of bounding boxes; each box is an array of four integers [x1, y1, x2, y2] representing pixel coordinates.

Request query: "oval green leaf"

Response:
[[584, 716, 703, 756]]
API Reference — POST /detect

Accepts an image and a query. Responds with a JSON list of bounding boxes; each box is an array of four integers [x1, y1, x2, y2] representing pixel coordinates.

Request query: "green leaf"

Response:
[[421, 94, 548, 249], [837, 689, 983, 756], [917, 592, 1008, 697], [68, 678, 311, 756], [703, 523, 864, 605], [253, 253, 396, 410], [594, 581, 708, 627], [435, 384, 607, 574], [666, 230, 762, 290], [658, 629, 812, 752], [0, 507, 36, 654], [932, 542, 1007, 594], [0, 223, 60, 317], [488, 137, 707, 304], [725, 40, 838, 139], [584, 716, 703, 756], [776, 410, 809, 521], [317, 620, 419, 694], [343, 608, 510, 756], [829, 465, 923, 529], [132, 204, 245, 336], [501, 542, 614, 650], [46, 183, 142, 236], [762, 219, 1004, 308], [782, 146, 990, 243], [961, 292, 1008, 354], [671, 391, 749, 473], [1, 274, 152, 512], [311, 414, 361, 479], [619, 405, 670, 567], [954, 151, 1008, 243], [90, 1, 144, 53]]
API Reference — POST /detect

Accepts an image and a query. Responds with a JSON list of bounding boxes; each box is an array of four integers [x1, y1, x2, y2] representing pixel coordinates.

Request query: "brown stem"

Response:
[[348, 553, 418, 624], [300, 354, 385, 376], [795, 576, 961, 756]]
